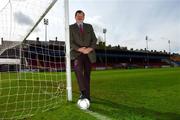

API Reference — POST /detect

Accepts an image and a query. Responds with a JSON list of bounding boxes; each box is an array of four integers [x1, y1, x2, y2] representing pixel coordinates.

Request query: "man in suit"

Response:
[[70, 10, 97, 101]]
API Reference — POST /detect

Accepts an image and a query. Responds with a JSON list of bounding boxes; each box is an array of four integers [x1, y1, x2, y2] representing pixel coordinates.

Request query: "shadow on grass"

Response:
[[90, 96, 180, 120]]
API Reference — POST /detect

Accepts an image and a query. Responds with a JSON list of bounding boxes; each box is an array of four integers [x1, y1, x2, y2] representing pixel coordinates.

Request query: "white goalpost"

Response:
[[64, 0, 72, 102], [0, 0, 72, 119]]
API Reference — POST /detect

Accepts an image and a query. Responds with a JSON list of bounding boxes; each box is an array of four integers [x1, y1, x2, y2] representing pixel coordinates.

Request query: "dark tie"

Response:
[[79, 24, 83, 33]]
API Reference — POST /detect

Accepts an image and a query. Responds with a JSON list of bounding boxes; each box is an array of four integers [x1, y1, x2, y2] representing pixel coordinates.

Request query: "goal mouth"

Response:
[[0, 0, 70, 119], [0, 40, 67, 119]]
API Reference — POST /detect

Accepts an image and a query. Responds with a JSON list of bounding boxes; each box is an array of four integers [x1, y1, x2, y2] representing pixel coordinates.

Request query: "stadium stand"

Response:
[[0, 38, 179, 72], [0, 39, 21, 71], [95, 48, 171, 69], [170, 55, 180, 66], [0, 38, 20, 56], [22, 39, 66, 71]]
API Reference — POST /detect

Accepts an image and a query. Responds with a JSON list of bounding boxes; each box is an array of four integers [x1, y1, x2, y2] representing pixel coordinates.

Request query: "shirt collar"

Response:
[[76, 23, 83, 27]]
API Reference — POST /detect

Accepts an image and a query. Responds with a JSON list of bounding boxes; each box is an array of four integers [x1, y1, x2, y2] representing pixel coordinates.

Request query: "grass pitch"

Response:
[[0, 67, 180, 120]]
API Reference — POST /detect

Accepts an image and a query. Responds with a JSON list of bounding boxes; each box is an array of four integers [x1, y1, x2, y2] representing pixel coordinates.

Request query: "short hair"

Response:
[[75, 10, 85, 17]]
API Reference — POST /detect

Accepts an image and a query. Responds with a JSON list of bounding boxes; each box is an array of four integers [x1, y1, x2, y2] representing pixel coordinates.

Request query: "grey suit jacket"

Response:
[[70, 23, 97, 63]]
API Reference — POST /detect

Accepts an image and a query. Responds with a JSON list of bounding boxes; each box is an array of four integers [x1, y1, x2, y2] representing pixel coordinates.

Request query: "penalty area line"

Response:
[[84, 109, 113, 120]]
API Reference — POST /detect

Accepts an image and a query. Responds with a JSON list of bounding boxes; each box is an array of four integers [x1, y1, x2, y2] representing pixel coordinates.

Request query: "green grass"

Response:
[[0, 72, 66, 119], [89, 68, 180, 120], [0, 67, 180, 120]]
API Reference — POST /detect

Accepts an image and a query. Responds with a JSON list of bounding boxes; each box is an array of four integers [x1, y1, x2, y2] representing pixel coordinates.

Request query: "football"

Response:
[[77, 98, 90, 110]]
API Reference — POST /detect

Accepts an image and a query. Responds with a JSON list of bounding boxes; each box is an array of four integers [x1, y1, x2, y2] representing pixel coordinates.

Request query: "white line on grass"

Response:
[[43, 89, 112, 120], [85, 109, 113, 120]]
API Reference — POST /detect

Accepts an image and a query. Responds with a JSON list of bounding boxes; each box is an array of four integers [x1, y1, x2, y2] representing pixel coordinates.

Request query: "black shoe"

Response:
[[79, 94, 86, 99], [79, 91, 86, 99]]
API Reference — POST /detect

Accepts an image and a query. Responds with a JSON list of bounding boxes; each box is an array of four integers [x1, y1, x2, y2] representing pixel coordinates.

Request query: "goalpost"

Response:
[[64, 0, 72, 102], [0, 0, 72, 119]]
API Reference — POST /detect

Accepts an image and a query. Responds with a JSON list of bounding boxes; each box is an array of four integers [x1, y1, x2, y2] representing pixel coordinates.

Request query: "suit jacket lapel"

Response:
[[83, 23, 87, 33], [74, 23, 80, 33]]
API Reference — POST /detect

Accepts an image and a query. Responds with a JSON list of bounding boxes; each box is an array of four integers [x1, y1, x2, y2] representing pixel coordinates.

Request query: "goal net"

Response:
[[0, 0, 71, 119]]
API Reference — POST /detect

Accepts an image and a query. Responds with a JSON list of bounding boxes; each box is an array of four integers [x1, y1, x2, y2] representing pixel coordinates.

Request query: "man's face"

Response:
[[75, 13, 84, 23]]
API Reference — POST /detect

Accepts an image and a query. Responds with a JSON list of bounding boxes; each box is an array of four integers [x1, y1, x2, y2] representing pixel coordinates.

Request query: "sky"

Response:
[[68, 0, 180, 53], [0, 0, 180, 53]]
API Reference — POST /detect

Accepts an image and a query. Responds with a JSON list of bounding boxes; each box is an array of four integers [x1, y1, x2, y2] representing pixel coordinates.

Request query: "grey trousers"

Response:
[[74, 54, 91, 99]]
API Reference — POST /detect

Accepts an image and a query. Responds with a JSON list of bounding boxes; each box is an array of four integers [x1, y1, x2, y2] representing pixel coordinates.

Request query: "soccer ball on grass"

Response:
[[77, 98, 90, 110]]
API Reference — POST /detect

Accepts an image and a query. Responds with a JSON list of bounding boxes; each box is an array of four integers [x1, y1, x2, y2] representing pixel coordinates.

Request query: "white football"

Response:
[[77, 98, 90, 110]]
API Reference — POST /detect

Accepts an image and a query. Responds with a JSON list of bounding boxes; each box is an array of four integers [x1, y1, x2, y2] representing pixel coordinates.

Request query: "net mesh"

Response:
[[0, 0, 57, 41], [0, 0, 66, 119]]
